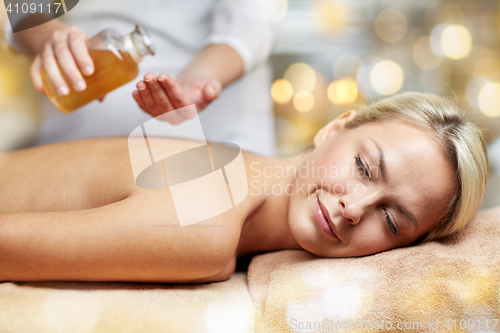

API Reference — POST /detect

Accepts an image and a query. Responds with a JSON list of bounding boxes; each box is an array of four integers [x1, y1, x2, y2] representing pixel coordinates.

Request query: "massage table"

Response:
[[1, 207, 499, 332]]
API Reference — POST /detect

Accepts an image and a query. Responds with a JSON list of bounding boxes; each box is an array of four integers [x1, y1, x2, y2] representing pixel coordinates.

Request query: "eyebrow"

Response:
[[371, 138, 386, 179], [370, 138, 418, 229]]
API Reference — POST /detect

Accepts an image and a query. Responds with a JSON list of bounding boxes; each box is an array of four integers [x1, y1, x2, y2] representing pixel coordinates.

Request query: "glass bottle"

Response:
[[42, 25, 155, 114]]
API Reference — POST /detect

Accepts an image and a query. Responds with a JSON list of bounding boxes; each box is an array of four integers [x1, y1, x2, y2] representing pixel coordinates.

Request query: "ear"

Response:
[[313, 110, 357, 148]]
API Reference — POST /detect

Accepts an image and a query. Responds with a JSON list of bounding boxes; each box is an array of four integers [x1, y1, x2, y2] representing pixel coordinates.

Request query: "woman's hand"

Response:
[[30, 25, 95, 97], [132, 73, 222, 124]]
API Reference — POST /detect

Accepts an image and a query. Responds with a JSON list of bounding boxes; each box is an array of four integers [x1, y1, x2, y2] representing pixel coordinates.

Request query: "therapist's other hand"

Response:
[[132, 72, 222, 124], [30, 25, 95, 97]]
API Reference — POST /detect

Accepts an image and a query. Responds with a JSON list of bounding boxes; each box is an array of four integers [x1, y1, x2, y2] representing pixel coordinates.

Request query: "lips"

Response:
[[314, 196, 339, 240]]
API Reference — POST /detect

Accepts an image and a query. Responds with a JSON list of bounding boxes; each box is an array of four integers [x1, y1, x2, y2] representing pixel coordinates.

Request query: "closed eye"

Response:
[[384, 209, 398, 236], [355, 154, 398, 236], [355, 155, 370, 180]]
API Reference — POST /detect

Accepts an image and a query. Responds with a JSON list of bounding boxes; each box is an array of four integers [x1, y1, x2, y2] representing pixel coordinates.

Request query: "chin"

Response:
[[288, 211, 329, 257], [287, 192, 326, 256]]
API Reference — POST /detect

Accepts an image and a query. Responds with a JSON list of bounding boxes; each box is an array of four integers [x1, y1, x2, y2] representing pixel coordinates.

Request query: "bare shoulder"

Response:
[[128, 138, 266, 277], [125, 189, 246, 283]]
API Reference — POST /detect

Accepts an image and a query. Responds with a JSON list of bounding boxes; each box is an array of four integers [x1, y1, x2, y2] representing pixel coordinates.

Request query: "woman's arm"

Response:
[[132, 44, 243, 119], [178, 44, 244, 89], [132, 0, 277, 120], [0, 190, 239, 283]]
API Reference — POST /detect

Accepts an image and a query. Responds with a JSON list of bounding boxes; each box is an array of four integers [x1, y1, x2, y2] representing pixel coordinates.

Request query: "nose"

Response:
[[338, 188, 380, 225], [338, 199, 360, 225]]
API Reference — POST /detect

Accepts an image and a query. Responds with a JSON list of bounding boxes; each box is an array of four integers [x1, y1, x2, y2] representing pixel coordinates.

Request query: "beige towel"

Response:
[[0, 272, 254, 333], [248, 207, 500, 333]]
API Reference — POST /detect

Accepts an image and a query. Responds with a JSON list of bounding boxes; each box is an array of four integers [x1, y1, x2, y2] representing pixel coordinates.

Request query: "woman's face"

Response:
[[287, 118, 456, 258]]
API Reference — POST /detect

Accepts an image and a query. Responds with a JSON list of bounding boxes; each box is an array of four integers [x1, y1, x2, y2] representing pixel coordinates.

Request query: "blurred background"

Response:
[[0, 6, 40, 152], [1, 0, 500, 207]]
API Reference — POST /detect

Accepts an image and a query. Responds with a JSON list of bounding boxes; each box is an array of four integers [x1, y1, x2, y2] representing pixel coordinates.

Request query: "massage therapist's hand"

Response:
[[132, 72, 222, 124], [30, 25, 104, 101]]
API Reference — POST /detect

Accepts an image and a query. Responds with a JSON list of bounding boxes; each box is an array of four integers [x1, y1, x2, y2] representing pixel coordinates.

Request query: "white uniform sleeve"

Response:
[[200, 0, 275, 72], [3, 20, 33, 53], [3, 19, 22, 52]]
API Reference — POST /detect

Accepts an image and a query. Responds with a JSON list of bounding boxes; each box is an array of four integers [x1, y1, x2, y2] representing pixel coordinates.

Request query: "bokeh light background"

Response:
[[2, 0, 500, 207], [270, 0, 500, 152], [0, 3, 41, 152]]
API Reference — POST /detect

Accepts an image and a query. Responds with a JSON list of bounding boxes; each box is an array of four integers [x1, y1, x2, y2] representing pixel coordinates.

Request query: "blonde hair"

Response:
[[346, 92, 488, 242]]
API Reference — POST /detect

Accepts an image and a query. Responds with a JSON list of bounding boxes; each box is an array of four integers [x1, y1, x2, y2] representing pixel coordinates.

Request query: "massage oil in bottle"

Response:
[[42, 25, 155, 114]]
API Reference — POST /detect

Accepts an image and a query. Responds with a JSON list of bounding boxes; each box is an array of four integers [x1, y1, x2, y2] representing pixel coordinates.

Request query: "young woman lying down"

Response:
[[0, 92, 488, 284]]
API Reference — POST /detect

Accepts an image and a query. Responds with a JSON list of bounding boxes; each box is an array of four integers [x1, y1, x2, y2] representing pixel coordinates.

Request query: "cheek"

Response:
[[347, 222, 398, 255], [287, 191, 315, 234], [287, 191, 330, 254]]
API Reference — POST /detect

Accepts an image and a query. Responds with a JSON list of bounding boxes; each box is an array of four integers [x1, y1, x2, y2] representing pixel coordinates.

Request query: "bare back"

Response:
[[0, 138, 142, 213]]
